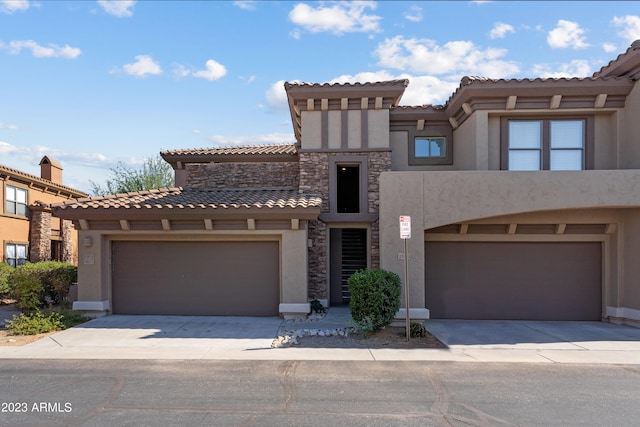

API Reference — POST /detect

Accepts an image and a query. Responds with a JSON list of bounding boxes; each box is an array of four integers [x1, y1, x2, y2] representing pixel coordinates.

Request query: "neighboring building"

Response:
[[1, 156, 87, 267], [54, 41, 640, 327]]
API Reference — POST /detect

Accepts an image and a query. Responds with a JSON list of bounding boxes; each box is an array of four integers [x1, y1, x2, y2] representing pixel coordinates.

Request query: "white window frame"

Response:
[[6, 185, 28, 216], [6, 243, 28, 267]]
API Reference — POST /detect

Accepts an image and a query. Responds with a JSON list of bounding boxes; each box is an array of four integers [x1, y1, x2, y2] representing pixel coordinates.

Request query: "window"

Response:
[[502, 118, 593, 170], [404, 125, 453, 166], [6, 185, 27, 216], [6, 243, 27, 267], [336, 165, 360, 213], [415, 137, 447, 159]]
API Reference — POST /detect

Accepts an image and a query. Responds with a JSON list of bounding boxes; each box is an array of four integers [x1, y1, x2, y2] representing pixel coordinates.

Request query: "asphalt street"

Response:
[[1, 360, 639, 427]]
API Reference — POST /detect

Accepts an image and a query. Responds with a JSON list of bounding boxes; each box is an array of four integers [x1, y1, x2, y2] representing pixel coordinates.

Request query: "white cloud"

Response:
[[532, 59, 592, 78], [0, 121, 18, 130], [233, 1, 256, 11], [0, 140, 109, 168], [612, 15, 640, 44], [403, 5, 422, 23], [602, 43, 618, 53], [329, 71, 457, 106], [192, 59, 227, 81], [173, 59, 227, 81], [97, 0, 136, 17], [547, 20, 589, 49], [208, 132, 295, 147], [489, 22, 515, 40], [120, 55, 162, 77], [264, 80, 291, 114], [374, 36, 519, 79], [172, 64, 191, 79], [0, 140, 18, 155], [2, 40, 81, 58], [288, 1, 381, 35], [0, 0, 29, 14]]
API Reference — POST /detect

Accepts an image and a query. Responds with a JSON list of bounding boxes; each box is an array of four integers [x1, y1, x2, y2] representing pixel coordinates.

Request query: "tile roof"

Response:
[[52, 187, 322, 212], [161, 143, 298, 157], [0, 163, 87, 197], [284, 79, 409, 90]]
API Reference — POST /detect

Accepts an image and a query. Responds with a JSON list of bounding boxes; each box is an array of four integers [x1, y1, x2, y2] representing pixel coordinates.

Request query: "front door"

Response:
[[330, 228, 367, 305]]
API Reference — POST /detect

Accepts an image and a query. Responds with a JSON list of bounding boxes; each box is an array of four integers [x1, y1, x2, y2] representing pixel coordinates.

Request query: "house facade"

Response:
[[54, 41, 640, 326], [1, 157, 87, 267]]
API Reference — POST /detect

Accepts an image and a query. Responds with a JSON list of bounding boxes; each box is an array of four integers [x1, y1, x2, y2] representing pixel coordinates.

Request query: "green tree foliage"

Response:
[[89, 155, 174, 196]]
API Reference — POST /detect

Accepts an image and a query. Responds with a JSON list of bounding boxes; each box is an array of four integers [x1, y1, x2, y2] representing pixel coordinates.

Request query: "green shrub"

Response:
[[5, 311, 65, 335], [55, 307, 89, 329], [10, 263, 43, 314], [410, 321, 427, 338], [348, 268, 402, 332], [10, 262, 78, 314], [0, 262, 13, 299], [350, 316, 376, 338]]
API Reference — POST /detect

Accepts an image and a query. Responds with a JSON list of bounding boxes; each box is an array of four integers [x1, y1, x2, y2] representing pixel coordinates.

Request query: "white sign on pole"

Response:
[[399, 215, 411, 239]]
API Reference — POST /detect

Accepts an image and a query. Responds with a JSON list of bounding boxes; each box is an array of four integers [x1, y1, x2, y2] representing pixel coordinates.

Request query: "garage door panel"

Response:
[[112, 241, 279, 316], [425, 241, 602, 320]]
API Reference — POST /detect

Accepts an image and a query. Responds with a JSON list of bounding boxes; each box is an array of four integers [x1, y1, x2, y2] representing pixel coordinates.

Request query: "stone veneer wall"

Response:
[[185, 162, 300, 189], [299, 150, 391, 299], [29, 204, 52, 263], [61, 219, 74, 264]]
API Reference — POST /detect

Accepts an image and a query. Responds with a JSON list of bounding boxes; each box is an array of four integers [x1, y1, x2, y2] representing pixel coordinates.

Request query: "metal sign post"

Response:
[[399, 215, 411, 341]]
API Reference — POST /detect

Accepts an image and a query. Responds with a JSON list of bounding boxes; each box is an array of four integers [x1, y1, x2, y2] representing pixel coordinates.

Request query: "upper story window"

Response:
[[409, 135, 453, 166], [501, 117, 593, 170], [336, 165, 360, 213], [6, 185, 27, 216], [415, 137, 447, 159], [6, 243, 27, 267]]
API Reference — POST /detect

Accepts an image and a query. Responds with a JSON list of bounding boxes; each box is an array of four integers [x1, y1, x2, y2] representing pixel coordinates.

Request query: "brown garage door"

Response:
[[112, 241, 279, 316], [425, 241, 601, 320]]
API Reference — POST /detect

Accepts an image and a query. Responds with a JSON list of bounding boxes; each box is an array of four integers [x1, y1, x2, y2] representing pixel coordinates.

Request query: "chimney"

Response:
[[39, 156, 63, 185]]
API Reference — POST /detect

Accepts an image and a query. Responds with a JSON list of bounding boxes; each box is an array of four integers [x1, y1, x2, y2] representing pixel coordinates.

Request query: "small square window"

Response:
[[415, 137, 447, 158]]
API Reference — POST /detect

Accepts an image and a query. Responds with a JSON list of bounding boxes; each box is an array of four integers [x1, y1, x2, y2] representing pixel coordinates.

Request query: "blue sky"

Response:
[[1, 1, 639, 193]]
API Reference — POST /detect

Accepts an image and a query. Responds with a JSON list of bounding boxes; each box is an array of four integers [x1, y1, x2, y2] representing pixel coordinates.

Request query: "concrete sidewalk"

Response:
[[2, 306, 640, 364]]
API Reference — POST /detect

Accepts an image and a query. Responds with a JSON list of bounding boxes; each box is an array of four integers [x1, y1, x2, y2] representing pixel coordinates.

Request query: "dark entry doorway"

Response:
[[330, 228, 367, 305]]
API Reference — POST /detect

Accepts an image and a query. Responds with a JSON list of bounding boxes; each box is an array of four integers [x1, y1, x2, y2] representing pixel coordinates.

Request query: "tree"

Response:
[[89, 155, 175, 196]]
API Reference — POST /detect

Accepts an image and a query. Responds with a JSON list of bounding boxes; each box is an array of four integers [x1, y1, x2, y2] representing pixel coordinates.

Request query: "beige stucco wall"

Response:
[[379, 170, 640, 319], [621, 209, 640, 310], [301, 109, 390, 150], [74, 229, 309, 315], [620, 82, 640, 168]]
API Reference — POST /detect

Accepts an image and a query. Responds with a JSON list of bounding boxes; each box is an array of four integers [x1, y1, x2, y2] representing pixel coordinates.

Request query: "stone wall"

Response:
[[185, 162, 300, 189], [299, 150, 391, 299], [29, 203, 51, 263], [61, 219, 74, 264]]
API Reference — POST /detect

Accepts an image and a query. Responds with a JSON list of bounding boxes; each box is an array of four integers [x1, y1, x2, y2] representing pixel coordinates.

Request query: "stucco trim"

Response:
[[279, 303, 311, 319], [73, 300, 109, 311], [395, 308, 430, 320], [606, 306, 640, 322]]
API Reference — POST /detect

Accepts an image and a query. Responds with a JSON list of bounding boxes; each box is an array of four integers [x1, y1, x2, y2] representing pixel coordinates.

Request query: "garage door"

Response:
[[425, 241, 601, 320], [112, 241, 279, 316]]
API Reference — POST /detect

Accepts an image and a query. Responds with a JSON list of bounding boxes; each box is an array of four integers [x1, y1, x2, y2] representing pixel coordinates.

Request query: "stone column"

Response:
[[61, 219, 74, 264], [29, 202, 52, 262]]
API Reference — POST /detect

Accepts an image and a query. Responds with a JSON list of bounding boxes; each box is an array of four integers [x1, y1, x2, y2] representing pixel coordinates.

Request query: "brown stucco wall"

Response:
[[184, 162, 299, 189]]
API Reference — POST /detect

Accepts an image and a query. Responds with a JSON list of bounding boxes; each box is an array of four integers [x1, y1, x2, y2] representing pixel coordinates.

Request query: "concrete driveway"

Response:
[[424, 319, 640, 364], [2, 308, 640, 363]]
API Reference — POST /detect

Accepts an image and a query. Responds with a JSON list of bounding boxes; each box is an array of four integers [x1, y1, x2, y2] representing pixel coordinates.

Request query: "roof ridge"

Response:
[[0, 163, 87, 196]]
